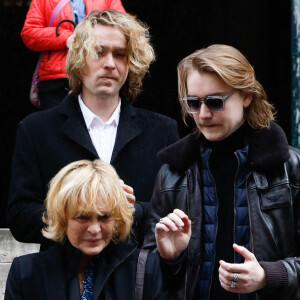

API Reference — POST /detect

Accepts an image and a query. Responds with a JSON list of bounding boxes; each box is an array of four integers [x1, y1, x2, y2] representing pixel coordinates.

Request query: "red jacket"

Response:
[[21, 0, 125, 81]]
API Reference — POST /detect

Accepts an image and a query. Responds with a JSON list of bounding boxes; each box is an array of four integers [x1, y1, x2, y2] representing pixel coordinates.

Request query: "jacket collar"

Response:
[[111, 100, 141, 163], [158, 121, 290, 173], [41, 239, 137, 299], [57, 95, 98, 157], [93, 240, 137, 296], [57, 95, 142, 162], [61, 238, 137, 277]]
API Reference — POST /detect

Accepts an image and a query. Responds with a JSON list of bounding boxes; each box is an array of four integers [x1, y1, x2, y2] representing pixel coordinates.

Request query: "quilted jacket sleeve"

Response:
[[21, 0, 73, 52], [106, 0, 125, 12]]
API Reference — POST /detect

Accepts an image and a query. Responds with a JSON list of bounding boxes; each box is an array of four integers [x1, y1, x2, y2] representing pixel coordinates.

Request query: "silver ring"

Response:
[[159, 218, 164, 224], [233, 273, 238, 282], [230, 281, 236, 288]]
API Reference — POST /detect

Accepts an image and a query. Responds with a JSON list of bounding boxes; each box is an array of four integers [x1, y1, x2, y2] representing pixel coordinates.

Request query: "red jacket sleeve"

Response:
[[107, 0, 125, 12], [21, 0, 73, 52], [21, 0, 125, 52]]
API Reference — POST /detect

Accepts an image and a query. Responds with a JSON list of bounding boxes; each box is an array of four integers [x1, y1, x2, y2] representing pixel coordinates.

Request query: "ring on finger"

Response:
[[230, 281, 237, 288], [233, 273, 238, 282], [159, 218, 164, 224]]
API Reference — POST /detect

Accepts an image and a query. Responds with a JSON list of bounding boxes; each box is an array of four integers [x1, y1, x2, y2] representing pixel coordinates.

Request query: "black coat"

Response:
[[5, 240, 164, 300], [7, 95, 179, 247], [143, 122, 300, 300]]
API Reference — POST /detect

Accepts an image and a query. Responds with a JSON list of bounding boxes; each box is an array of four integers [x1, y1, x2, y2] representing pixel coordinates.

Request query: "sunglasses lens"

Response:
[[183, 96, 225, 112], [205, 97, 224, 111], [185, 99, 200, 112]]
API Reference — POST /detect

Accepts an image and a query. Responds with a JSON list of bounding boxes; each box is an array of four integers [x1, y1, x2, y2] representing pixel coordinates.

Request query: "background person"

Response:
[[5, 159, 164, 300], [21, 0, 125, 109], [8, 9, 179, 250], [143, 44, 300, 300]]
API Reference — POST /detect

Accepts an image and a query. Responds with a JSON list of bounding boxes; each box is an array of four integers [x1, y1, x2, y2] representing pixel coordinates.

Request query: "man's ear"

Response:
[[243, 92, 252, 108]]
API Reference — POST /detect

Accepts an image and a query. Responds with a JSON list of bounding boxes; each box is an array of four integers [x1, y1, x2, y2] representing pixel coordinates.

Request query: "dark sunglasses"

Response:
[[181, 89, 238, 113]]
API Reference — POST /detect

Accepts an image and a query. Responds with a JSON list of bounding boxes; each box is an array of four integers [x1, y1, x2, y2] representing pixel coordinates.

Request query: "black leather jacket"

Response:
[[143, 122, 300, 300]]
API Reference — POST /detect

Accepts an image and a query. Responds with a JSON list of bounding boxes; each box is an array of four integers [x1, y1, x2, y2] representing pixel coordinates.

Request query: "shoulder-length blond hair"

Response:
[[66, 9, 155, 102], [42, 159, 133, 244], [177, 44, 274, 129]]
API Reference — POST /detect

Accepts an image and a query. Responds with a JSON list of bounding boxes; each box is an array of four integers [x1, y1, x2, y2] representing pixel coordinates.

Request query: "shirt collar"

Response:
[[78, 95, 121, 129]]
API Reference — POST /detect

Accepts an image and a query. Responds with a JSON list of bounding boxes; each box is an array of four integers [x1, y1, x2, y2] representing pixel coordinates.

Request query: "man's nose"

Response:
[[198, 102, 213, 118], [103, 53, 116, 69]]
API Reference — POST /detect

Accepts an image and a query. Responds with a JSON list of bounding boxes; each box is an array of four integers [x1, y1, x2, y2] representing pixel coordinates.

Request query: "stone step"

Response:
[[0, 264, 11, 300], [0, 229, 39, 300]]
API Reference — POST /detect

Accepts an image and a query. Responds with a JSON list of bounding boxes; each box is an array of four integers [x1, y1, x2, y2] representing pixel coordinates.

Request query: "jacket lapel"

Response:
[[93, 241, 137, 298], [58, 95, 98, 157], [111, 101, 141, 163]]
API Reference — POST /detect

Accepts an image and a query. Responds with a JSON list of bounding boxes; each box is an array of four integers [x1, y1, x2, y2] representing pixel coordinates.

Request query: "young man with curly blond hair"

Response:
[[8, 10, 178, 250]]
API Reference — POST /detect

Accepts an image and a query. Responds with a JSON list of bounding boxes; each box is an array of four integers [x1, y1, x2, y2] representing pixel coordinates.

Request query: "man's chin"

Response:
[[201, 130, 225, 142], [94, 89, 118, 100]]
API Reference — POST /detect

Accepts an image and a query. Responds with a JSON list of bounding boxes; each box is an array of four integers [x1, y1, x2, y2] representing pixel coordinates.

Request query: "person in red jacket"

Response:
[[21, 0, 125, 110]]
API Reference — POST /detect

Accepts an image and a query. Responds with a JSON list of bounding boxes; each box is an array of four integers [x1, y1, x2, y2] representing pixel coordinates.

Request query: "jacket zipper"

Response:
[[245, 173, 259, 300], [234, 152, 241, 300], [207, 149, 219, 300], [185, 169, 191, 300]]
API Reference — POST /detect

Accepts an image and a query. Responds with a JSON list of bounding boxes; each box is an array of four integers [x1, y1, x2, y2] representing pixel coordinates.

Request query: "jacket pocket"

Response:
[[259, 185, 292, 210]]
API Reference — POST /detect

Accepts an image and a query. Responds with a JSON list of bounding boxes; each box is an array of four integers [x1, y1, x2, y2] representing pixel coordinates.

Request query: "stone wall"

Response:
[[0, 229, 39, 299]]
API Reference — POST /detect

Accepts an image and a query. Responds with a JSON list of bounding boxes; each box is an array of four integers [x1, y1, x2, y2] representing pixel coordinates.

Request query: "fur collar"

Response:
[[158, 122, 290, 173]]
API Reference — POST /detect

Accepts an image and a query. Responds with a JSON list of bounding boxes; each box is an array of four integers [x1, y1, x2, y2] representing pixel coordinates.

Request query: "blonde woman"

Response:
[[5, 160, 164, 300]]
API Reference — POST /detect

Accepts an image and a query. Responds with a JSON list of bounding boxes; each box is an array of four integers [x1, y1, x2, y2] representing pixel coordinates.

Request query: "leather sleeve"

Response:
[[142, 163, 189, 297], [142, 164, 173, 249], [261, 147, 300, 299], [280, 147, 300, 299], [144, 251, 165, 300], [143, 162, 188, 248]]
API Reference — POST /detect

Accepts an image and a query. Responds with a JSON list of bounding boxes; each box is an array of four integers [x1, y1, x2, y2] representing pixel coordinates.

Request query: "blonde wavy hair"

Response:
[[42, 159, 134, 244], [178, 44, 275, 129], [66, 9, 155, 102]]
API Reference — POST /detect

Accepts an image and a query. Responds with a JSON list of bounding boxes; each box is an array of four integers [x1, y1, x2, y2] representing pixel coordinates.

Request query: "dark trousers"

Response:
[[38, 78, 69, 110]]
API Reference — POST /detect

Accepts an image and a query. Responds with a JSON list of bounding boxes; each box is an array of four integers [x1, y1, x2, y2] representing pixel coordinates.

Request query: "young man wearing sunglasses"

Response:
[[143, 44, 300, 300]]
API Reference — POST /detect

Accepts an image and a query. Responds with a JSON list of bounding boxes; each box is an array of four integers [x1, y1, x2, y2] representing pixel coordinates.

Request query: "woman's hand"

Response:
[[155, 209, 191, 260], [119, 179, 135, 208], [219, 243, 266, 293]]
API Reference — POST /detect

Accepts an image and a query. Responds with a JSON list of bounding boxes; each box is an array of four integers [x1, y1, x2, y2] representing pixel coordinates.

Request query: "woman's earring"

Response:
[[112, 224, 120, 244]]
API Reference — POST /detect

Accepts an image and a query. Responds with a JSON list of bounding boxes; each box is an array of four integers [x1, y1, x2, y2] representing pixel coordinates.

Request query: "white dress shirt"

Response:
[[78, 96, 121, 163]]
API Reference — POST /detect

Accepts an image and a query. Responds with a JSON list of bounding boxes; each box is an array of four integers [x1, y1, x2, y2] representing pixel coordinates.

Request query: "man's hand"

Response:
[[219, 243, 266, 293], [66, 35, 73, 48], [119, 179, 135, 208], [155, 209, 191, 260]]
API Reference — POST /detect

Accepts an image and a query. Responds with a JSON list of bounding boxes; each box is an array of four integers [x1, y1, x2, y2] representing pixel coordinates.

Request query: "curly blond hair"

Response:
[[177, 44, 274, 129], [66, 9, 155, 102], [42, 159, 134, 244]]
